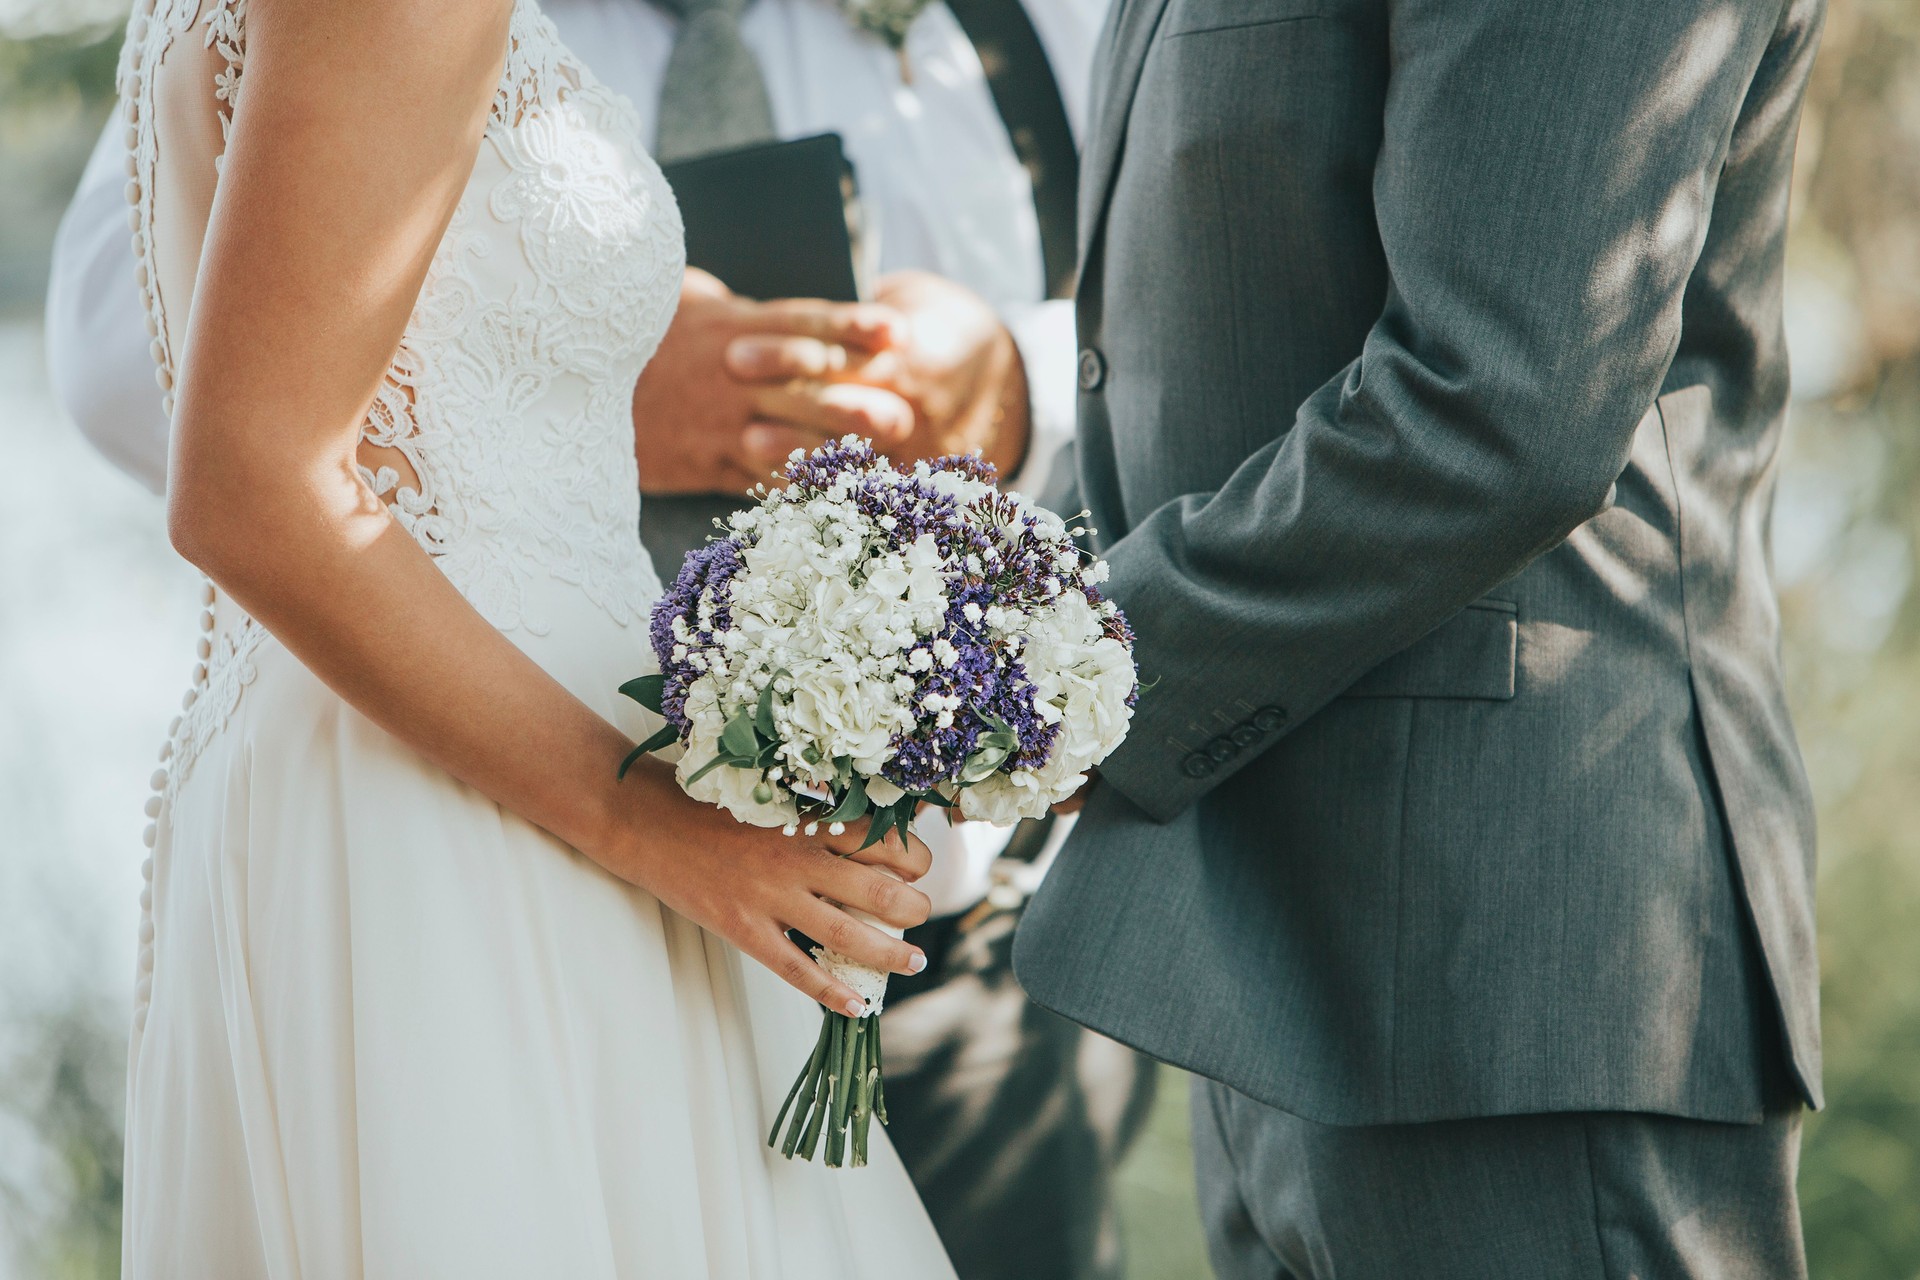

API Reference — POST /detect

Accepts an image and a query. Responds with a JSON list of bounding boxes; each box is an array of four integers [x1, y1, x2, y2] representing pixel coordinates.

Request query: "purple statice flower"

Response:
[[992, 658, 1060, 771], [927, 452, 1000, 485], [781, 435, 882, 490], [871, 481, 1089, 782], [881, 627, 1001, 792], [847, 475, 953, 554], [649, 535, 744, 731]]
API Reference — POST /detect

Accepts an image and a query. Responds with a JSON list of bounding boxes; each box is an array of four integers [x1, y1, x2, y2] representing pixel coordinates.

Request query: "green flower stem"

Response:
[[825, 1013, 860, 1167], [851, 1028, 876, 1168], [779, 1053, 823, 1159], [770, 1014, 832, 1148], [780, 1025, 827, 1159], [871, 1015, 888, 1126], [770, 1008, 893, 1169], [796, 1014, 842, 1161]]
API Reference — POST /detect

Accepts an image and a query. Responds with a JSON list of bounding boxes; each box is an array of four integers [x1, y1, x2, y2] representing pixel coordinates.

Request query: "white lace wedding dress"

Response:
[[114, 3, 954, 1275]]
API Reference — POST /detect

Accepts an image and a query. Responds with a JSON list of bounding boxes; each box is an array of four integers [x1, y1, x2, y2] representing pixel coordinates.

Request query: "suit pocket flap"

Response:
[[1161, 0, 1331, 37], [1340, 601, 1517, 701]]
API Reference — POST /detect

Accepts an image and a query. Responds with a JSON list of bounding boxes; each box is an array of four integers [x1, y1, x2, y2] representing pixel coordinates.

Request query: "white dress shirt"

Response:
[[45, 0, 1101, 915]]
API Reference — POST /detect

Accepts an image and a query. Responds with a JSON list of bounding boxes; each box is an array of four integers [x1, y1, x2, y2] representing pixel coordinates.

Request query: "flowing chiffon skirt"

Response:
[[122, 582, 955, 1278]]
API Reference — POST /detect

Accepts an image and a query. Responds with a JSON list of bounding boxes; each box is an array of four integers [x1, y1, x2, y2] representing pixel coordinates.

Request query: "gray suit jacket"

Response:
[[1014, 0, 1825, 1125]]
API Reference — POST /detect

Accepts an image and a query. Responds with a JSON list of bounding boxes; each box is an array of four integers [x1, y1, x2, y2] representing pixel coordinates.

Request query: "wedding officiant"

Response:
[[45, 0, 1152, 1275]]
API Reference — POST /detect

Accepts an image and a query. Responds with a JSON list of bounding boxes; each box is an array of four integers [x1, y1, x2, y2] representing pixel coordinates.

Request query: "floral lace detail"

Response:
[[171, 620, 262, 802], [204, 0, 245, 159], [348, 0, 681, 635]]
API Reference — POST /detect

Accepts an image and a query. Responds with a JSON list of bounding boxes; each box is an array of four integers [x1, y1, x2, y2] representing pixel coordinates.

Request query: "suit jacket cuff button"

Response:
[[1181, 752, 1216, 779]]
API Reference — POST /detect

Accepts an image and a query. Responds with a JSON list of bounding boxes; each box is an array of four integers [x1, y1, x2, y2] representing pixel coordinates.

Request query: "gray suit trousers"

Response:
[[885, 903, 1158, 1280], [1191, 1078, 1806, 1280]]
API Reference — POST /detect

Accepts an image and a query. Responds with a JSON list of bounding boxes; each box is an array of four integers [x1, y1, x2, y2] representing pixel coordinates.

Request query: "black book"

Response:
[[659, 132, 865, 304]]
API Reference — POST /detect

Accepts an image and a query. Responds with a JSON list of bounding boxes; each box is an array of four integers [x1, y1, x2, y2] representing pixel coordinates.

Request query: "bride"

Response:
[[115, 0, 956, 1273]]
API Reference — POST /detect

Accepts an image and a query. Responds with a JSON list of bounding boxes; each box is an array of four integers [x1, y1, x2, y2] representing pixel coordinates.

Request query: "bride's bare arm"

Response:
[[165, 0, 926, 1016]]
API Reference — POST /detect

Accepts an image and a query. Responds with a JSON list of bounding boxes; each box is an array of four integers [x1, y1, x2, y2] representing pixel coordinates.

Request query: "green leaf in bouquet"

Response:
[[918, 788, 955, 808], [858, 799, 905, 850], [720, 708, 762, 760], [755, 677, 780, 740], [958, 712, 1021, 784], [616, 724, 681, 779], [617, 742, 650, 781], [618, 673, 667, 714], [684, 753, 737, 786], [826, 775, 870, 827], [958, 741, 1012, 784]]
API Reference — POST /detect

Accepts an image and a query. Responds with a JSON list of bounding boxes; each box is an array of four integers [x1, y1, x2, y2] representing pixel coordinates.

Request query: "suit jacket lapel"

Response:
[[1077, 0, 1175, 272]]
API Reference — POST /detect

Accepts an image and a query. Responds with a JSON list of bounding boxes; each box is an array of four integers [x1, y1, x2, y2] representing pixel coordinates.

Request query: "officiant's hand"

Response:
[[728, 270, 1030, 477], [632, 269, 913, 494]]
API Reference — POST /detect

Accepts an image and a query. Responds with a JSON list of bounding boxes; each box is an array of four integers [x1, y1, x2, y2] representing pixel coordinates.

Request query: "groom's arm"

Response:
[[1094, 0, 1819, 822]]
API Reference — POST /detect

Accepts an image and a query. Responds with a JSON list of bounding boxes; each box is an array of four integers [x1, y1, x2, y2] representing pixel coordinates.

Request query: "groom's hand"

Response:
[[631, 268, 912, 494], [1052, 771, 1097, 816], [727, 270, 1030, 477]]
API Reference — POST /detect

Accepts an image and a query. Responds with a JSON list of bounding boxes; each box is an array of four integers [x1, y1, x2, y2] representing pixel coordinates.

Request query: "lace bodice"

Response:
[[117, 0, 683, 803]]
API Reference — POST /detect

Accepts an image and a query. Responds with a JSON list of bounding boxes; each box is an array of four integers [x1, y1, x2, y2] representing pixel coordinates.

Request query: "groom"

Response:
[[1017, 0, 1827, 1274]]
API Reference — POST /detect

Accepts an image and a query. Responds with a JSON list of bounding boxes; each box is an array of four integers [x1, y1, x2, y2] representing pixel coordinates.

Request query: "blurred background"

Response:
[[3, 1, 1919, 1276]]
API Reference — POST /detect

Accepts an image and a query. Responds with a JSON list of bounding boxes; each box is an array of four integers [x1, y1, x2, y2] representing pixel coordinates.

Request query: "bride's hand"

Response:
[[605, 761, 933, 1016]]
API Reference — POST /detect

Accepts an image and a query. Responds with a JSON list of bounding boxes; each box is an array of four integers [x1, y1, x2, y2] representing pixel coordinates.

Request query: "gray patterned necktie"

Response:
[[652, 0, 778, 162]]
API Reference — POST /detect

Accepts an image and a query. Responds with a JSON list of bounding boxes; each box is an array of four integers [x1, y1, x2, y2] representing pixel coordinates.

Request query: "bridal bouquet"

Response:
[[619, 436, 1137, 1167]]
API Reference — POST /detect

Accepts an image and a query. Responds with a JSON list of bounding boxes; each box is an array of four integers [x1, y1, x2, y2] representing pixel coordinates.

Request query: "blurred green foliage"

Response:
[[4, 1, 1920, 1276], [0, 1006, 124, 1280], [1117, 1070, 1211, 1280], [0, 25, 117, 309], [1777, 2, 1920, 1274], [0, 32, 116, 113]]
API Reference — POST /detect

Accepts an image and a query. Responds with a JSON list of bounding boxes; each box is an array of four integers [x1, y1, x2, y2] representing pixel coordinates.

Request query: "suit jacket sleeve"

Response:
[[1093, 0, 1801, 821]]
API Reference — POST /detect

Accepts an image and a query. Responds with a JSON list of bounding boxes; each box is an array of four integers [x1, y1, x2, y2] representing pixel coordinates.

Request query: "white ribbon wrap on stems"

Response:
[[811, 943, 893, 1015]]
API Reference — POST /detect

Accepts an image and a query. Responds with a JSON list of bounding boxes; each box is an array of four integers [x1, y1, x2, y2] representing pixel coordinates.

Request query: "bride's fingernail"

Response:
[[907, 951, 927, 974], [844, 997, 868, 1017]]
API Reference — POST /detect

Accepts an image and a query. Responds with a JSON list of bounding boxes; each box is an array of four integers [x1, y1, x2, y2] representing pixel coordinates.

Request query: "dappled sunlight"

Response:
[[6, 0, 1920, 1274]]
